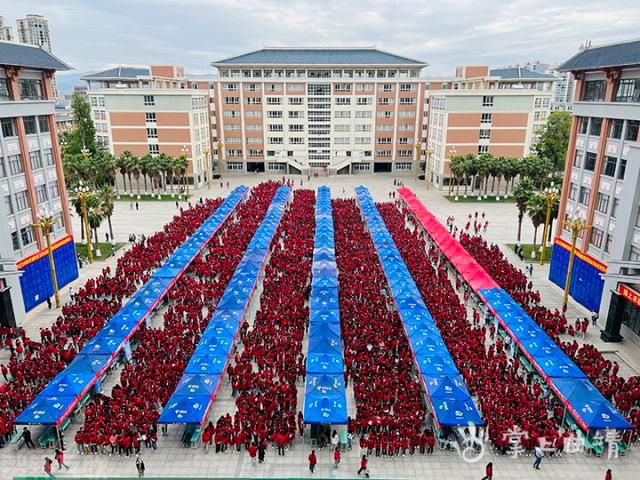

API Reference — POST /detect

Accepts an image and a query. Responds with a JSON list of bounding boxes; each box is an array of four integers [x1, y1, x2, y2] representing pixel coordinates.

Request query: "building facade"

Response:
[[531, 62, 576, 111], [210, 48, 428, 175], [551, 39, 640, 343], [424, 65, 555, 188], [0, 41, 75, 322], [0, 16, 14, 41], [83, 65, 213, 188], [16, 14, 51, 52]]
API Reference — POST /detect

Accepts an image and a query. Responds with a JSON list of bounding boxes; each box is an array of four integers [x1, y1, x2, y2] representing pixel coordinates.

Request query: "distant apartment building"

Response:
[[531, 62, 575, 110], [0, 41, 76, 323], [551, 39, 640, 343], [82, 65, 212, 188], [423, 65, 555, 188], [0, 16, 14, 41], [210, 48, 428, 175], [16, 14, 51, 52]]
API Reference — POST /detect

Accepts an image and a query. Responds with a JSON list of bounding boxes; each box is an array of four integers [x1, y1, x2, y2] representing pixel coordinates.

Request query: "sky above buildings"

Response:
[[4, 0, 639, 82]]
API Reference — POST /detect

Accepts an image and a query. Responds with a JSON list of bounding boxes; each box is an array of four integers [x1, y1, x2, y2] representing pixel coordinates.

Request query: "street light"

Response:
[[539, 183, 560, 265], [562, 213, 591, 308], [448, 146, 459, 200], [32, 209, 61, 308], [425, 147, 434, 191], [203, 147, 211, 190], [74, 182, 94, 264], [217, 141, 224, 180], [414, 141, 421, 183], [181, 145, 190, 196]]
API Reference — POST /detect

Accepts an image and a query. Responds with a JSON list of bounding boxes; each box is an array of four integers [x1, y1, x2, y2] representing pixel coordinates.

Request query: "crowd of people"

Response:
[[458, 228, 640, 441], [215, 189, 315, 453], [0, 197, 226, 447], [75, 182, 281, 454], [332, 199, 428, 449], [379, 203, 570, 452]]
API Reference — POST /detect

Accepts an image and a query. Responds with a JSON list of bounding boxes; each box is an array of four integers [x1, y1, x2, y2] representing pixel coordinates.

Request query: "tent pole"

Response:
[[56, 425, 62, 449]]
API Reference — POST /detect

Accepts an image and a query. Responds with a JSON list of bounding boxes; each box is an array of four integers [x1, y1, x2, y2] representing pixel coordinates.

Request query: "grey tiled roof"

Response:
[[558, 39, 640, 72], [490, 67, 556, 80], [0, 40, 70, 71], [214, 48, 426, 66], [81, 66, 150, 80]]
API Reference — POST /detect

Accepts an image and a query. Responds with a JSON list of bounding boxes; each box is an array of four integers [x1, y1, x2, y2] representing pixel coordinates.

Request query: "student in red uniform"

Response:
[[308, 450, 317, 473]]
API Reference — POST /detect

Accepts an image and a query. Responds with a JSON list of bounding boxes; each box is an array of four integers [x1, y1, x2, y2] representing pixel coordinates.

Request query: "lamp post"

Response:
[[448, 146, 459, 200], [203, 147, 211, 190], [217, 141, 224, 180], [74, 183, 94, 264], [539, 183, 559, 265], [32, 210, 61, 308], [562, 215, 590, 308], [425, 147, 434, 191], [181, 145, 190, 196], [414, 142, 421, 182]]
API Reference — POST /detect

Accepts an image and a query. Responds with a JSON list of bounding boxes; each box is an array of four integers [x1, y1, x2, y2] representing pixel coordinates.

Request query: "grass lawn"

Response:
[[76, 242, 126, 261], [507, 243, 553, 263], [446, 194, 516, 203], [114, 192, 191, 202]]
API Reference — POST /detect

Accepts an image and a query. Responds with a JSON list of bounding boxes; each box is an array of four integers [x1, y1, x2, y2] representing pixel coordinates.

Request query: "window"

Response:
[[378, 98, 392, 105], [583, 80, 606, 101], [43, 149, 54, 166], [146, 128, 157, 138], [478, 145, 489, 154], [355, 124, 371, 132], [399, 98, 415, 105], [49, 183, 59, 199], [246, 137, 261, 144], [29, 151, 42, 170], [246, 111, 262, 118], [611, 198, 620, 218], [334, 137, 350, 145], [225, 97, 240, 105], [37, 115, 50, 133], [15, 190, 28, 211], [382, 84, 393, 92], [356, 111, 372, 119], [35, 184, 48, 203], [355, 137, 371, 144], [268, 137, 283, 145], [143, 95, 155, 106], [22, 116, 38, 135], [579, 186, 591, 205], [0, 78, 11, 100], [266, 97, 281, 105], [357, 97, 372, 106], [573, 150, 583, 168], [289, 124, 304, 132], [19, 79, 43, 100], [148, 144, 159, 154], [246, 97, 261, 105], [145, 112, 156, 122], [615, 78, 640, 103], [589, 117, 602, 136], [590, 227, 604, 249], [377, 111, 392, 119], [608, 119, 624, 139], [334, 124, 350, 132], [629, 246, 640, 262], [11, 231, 19, 251], [399, 84, 415, 92], [568, 183, 578, 201], [290, 138, 305, 144], [268, 124, 283, 132], [288, 97, 303, 105], [4, 195, 13, 214], [335, 98, 351, 106], [596, 192, 610, 213], [602, 156, 617, 177], [1, 118, 16, 137], [377, 138, 392, 145], [618, 159, 627, 180], [334, 84, 351, 92], [267, 111, 282, 119], [20, 226, 33, 246], [8, 154, 22, 175], [584, 152, 597, 171], [398, 137, 409, 144], [579, 117, 589, 134], [604, 234, 613, 254], [479, 129, 491, 139], [482, 96, 494, 107], [481, 113, 492, 123], [224, 83, 239, 91], [625, 120, 639, 141]]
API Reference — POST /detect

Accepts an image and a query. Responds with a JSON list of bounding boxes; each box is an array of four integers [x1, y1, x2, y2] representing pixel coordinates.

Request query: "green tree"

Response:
[[140, 154, 153, 193], [476, 153, 493, 196], [534, 111, 572, 172], [119, 151, 141, 196], [99, 185, 116, 241], [157, 153, 173, 193], [87, 205, 105, 256], [91, 151, 116, 188], [466, 154, 479, 195], [526, 193, 547, 248], [490, 156, 504, 194], [449, 155, 465, 196], [70, 189, 100, 242], [175, 155, 188, 194], [513, 177, 536, 243], [503, 157, 520, 196], [70, 92, 96, 153]]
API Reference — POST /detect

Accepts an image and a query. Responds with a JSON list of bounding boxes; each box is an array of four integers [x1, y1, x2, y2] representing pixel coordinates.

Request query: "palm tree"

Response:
[[490, 156, 504, 195], [148, 156, 162, 196], [116, 153, 129, 193], [476, 153, 493, 197], [513, 177, 535, 243], [99, 185, 116, 242], [174, 155, 188, 195], [126, 153, 142, 198], [463, 154, 476, 197], [140, 154, 152, 193], [87, 205, 105, 257], [449, 155, 465, 197], [527, 193, 548, 251], [502, 157, 520, 196], [157, 153, 171, 193]]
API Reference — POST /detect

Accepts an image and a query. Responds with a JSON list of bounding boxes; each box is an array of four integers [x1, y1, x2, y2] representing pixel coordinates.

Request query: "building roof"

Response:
[[213, 48, 426, 66], [558, 39, 640, 72], [0, 40, 70, 71], [490, 67, 556, 80], [81, 66, 150, 80]]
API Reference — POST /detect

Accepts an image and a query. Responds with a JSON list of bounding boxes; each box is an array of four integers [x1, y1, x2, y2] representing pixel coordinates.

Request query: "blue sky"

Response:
[[4, 0, 639, 81]]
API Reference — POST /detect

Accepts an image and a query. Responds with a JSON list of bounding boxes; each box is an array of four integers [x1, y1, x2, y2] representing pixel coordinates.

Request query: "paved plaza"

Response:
[[2, 175, 638, 479]]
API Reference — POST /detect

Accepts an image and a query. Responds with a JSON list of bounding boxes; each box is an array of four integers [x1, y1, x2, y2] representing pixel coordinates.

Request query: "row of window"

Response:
[[574, 150, 627, 179], [3, 182, 60, 216], [1, 116, 50, 138], [578, 117, 640, 141], [219, 68, 421, 80], [0, 78, 44, 101], [0, 149, 55, 177], [583, 78, 640, 103]]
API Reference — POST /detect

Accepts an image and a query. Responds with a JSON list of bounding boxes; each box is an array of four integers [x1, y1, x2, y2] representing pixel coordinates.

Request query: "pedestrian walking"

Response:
[[44, 457, 55, 478], [533, 445, 544, 470], [357, 455, 370, 478], [135, 454, 145, 478], [135, 201, 139, 211], [175, 201, 179, 209], [333, 447, 341, 468], [46, 297, 52, 309], [481, 462, 493, 480], [258, 440, 266, 463], [592, 310, 600, 327], [605, 469, 612, 480], [21, 427, 36, 449], [248, 443, 258, 465], [55, 449, 69, 470], [308, 450, 317, 473]]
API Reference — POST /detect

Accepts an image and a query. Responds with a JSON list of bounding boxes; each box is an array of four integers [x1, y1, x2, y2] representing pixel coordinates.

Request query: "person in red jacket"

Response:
[[308, 450, 317, 473], [481, 462, 493, 480], [333, 447, 341, 468], [605, 469, 613, 480], [248, 443, 258, 465], [357, 455, 370, 478]]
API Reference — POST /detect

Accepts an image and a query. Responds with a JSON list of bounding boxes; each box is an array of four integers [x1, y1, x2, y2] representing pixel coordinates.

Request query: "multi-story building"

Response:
[[423, 65, 555, 188], [551, 39, 640, 343], [0, 16, 14, 41], [531, 63, 575, 110], [0, 41, 76, 323], [16, 14, 51, 52], [210, 48, 428, 175], [82, 65, 213, 188]]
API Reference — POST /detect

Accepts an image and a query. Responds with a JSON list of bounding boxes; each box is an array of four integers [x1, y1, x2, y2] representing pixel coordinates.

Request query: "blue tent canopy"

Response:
[[312, 276, 339, 287], [80, 333, 124, 356], [536, 355, 586, 379], [307, 352, 344, 374], [66, 354, 110, 375], [305, 374, 346, 400], [158, 395, 211, 424], [520, 337, 557, 357], [411, 335, 449, 357], [430, 397, 484, 427], [185, 352, 228, 375], [309, 323, 342, 341], [41, 371, 94, 397], [423, 374, 472, 401], [197, 338, 232, 357], [173, 373, 219, 397], [304, 397, 348, 424], [308, 336, 342, 355], [310, 308, 340, 324], [416, 355, 460, 376], [203, 320, 238, 339], [15, 395, 77, 425]]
